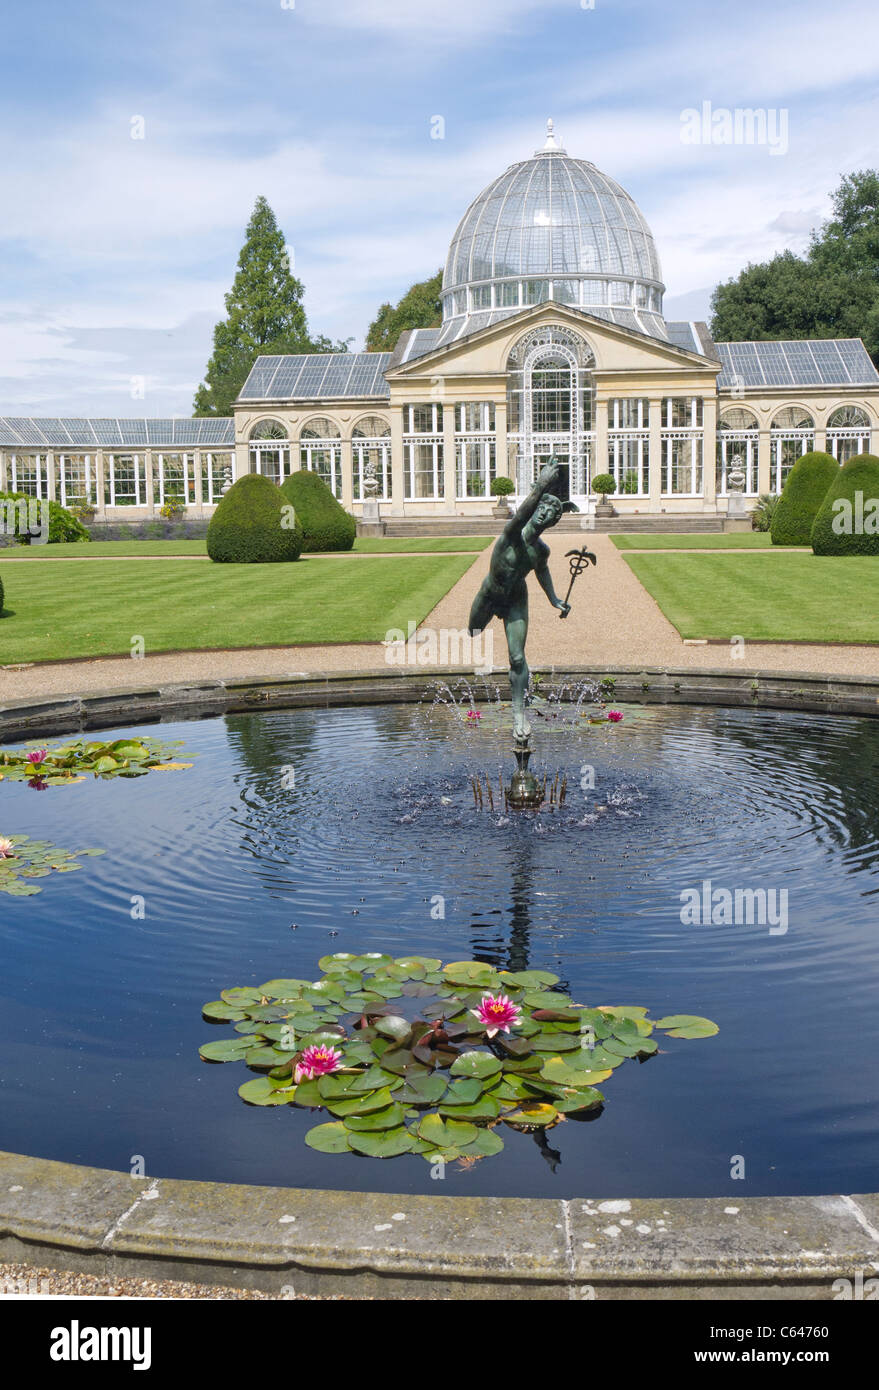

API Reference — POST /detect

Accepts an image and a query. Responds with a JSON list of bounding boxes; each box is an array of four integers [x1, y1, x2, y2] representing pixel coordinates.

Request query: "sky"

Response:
[[1, 0, 878, 417]]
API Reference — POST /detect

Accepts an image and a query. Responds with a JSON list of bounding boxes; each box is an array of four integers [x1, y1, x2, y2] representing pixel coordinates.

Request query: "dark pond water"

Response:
[[1, 700, 878, 1200]]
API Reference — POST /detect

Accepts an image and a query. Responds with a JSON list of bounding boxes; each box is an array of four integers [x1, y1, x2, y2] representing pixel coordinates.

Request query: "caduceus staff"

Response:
[[558, 546, 597, 619]]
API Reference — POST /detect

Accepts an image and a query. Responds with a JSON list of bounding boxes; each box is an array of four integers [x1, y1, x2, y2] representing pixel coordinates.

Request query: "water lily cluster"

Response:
[[0, 737, 193, 789], [200, 956, 717, 1162], [0, 834, 105, 897]]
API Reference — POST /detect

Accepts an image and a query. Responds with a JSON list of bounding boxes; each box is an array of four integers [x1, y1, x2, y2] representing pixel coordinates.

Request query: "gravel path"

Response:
[[1, 534, 877, 704], [0, 1260, 344, 1299]]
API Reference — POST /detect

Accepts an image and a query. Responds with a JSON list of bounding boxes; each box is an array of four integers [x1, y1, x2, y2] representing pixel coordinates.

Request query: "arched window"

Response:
[[827, 405, 871, 463], [352, 416, 391, 502], [717, 408, 759, 496], [769, 408, 814, 493], [506, 326, 595, 500], [248, 419, 289, 486], [249, 419, 288, 440], [300, 417, 342, 498]]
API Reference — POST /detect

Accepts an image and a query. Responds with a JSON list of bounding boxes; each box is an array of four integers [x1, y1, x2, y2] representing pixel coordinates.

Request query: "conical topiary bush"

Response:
[[280, 469, 356, 552], [770, 451, 838, 546], [207, 473, 302, 563], [811, 453, 879, 556]]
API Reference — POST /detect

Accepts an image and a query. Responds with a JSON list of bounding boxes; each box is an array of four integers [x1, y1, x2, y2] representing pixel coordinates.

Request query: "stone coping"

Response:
[[2, 669, 878, 1298], [1, 665, 878, 741], [1, 1151, 877, 1299]]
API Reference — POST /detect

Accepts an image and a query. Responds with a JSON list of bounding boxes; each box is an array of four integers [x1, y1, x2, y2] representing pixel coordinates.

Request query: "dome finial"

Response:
[[544, 117, 557, 150]]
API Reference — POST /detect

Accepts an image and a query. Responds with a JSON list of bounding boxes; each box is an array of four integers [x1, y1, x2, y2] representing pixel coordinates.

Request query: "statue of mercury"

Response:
[[468, 461, 570, 741]]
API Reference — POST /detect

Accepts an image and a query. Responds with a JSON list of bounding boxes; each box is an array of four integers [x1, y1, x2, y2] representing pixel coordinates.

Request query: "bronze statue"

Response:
[[468, 461, 572, 742]]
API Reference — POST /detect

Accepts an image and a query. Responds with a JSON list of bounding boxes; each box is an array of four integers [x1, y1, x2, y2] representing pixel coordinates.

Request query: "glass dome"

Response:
[[439, 121, 667, 344]]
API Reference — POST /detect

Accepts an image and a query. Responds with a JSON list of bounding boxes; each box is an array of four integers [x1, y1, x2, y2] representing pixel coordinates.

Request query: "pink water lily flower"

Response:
[[466, 708, 482, 722], [0, 836, 15, 859], [471, 993, 522, 1039], [294, 1044, 343, 1084], [26, 749, 48, 766], [607, 710, 624, 723]]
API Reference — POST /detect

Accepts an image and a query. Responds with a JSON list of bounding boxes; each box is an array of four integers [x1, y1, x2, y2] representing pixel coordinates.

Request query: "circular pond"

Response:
[[2, 699, 878, 1200]]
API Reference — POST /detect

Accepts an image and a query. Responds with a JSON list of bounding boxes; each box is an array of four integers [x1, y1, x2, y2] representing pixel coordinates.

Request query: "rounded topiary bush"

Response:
[[811, 453, 879, 556], [770, 451, 838, 546], [207, 473, 302, 563], [590, 473, 617, 496], [490, 476, 515, 498], [280, 470, 356, 553]]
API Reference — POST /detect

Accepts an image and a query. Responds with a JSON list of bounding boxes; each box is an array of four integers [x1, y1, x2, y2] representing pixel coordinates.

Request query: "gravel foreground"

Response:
[[0, 1261, 346, 1300]]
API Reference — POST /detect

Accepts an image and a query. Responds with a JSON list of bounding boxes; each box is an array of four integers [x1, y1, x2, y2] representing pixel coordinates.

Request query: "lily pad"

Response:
[[502, 1102, 560, 1129], [305, 1122, 352, 1152], [655, 1015, 719, 1039], [343, 1102, 406, 1132], [346, 1127, 415, 1158], [199, 1037, 253, 1062], [238, 1077, 295, 1106], [449, 1051, 503, 1080]]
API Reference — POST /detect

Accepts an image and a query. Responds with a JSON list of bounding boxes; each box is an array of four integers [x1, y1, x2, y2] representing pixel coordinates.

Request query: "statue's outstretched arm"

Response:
[[505, 461, 560, 534]]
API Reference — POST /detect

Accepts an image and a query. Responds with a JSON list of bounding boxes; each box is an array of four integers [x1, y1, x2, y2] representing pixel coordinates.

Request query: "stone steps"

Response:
[[375, 515, 731, 537]]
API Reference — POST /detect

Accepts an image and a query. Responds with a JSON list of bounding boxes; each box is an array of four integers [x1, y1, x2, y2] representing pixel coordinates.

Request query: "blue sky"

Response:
[[1, 0, 878, 417]]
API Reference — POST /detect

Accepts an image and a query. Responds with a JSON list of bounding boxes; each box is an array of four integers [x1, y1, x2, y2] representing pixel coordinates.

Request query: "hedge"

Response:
[[280, 470, 356, 552], [770, 451, 838, 546], [811, 454, 879, 556], [0, 491, 90, 545], [206, 473, 302, 563]]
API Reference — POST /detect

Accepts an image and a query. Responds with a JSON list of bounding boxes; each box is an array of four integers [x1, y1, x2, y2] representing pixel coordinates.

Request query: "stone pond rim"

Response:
[[1, 664, 878, 742], [1, 666, 878, 1296]]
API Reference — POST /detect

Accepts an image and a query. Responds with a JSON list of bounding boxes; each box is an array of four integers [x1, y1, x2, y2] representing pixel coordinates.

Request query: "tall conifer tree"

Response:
[[194, 197, 342, 416]]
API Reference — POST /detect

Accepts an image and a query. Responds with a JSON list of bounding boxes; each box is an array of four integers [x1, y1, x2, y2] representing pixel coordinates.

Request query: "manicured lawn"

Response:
[[353, 536, 492, 553], [0, 554, 479, 663], [611, 533, 776, 550], [0, 535, 492, 560], [624, 552, 879, 642]]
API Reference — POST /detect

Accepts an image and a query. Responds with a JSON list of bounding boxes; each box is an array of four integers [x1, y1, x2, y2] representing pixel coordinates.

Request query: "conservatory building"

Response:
[[2, 122, 878, 523]]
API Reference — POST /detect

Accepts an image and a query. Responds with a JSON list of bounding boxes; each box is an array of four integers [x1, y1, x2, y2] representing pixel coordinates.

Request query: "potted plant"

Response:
[[590, 473, 618, 518], [159, 499, 185, 527], [70, 500, 97, 525], [490, 475, 515, 518]]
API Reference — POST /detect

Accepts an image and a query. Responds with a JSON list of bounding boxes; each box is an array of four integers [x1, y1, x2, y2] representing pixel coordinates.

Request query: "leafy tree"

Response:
[[710, 171, 879, 360], [194, 197, 348, 416], [365, 270, 443, 351]]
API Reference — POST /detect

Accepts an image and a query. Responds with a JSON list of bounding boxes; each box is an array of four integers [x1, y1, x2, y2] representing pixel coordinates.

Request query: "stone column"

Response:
[[494, 400, 508, 485], [340, 439, 354, 509], [192, 452, 205, 516], [757, 429, 772, 495], [648, 396, 663, 513], [702, 395, 717, 509], [0, 451, 7, 491], [442, 397, 456, 513], [389, 405, 405, 516], [594, 396, 609, 507], [145, 451, 156, 513], [95, 451, 107, 518], [46, 451, 57, 503]]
